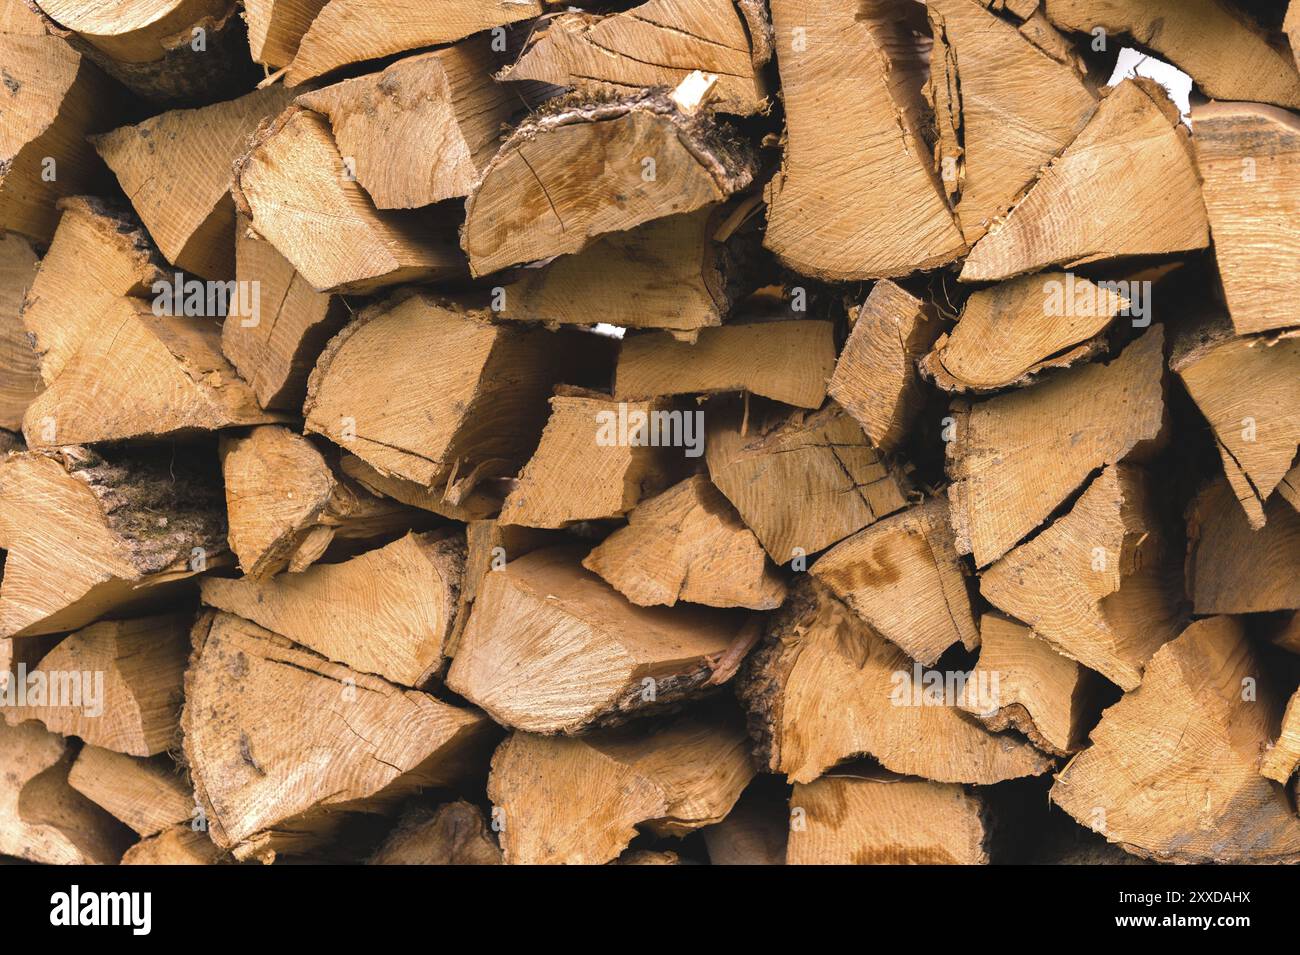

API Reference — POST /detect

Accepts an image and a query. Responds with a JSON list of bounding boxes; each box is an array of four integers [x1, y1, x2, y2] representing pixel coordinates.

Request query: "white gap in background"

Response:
[[1107, 47, 1193, 126], [592, 323, 627, 339]]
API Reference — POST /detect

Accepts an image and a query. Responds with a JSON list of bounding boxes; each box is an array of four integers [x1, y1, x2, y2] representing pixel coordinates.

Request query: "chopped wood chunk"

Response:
[[1261, 688, 1300, 785], [244, 0, 327, 68], [368, 800, 501, 865], [121, 826, 224, 865], [67, 747, 193, 836], [1187, 477, 1300, 614], [0, 233, 40, 431], [339, 454, 503, 523]]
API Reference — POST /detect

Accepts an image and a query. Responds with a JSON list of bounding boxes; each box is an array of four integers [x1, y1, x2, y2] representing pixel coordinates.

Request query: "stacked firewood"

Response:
[[1, 0, 1298, 866]]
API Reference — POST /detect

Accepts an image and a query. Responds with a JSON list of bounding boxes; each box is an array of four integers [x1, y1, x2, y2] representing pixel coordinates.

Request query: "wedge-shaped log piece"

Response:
[[812, 497, 978, 666], [1289, 2, 1300, 71], [1051, 616, 1300, 863], [708, 400, 911, 563], [305, 292, 594, 494], [1187, 477, 1300, 614], [947, 326, 1166, 568], [788, 771, 988, 865], [762, 0, 965, 279], [447, 519, 559, 658], [498, 390, 685, 529], [183, 611, 496, 862], [0, 233, 40, 431], [0, 719, 132, 864], [1193, 102, 1300, 335], [1, 0, 45, 32], [1041, 0, 1300, 109], [614, 321, 835, 409], [926, 0, 1098, 245], [93, 84, 296, 278], [284, 0, 543, 86], [369, 800, 501, 865], [487, 712, 753, 864], [959, 614, 1099, 756], [298, 40, 517, 209], [979, 466, 1183, 691], [220, 426, 412, 580], [499, 204, 761, 332], [449, 547, 742, 733], [0, 446, 226, 638], [340, 454, 503, 524], [68, 747, 193, 836], [121, 826, 224, 865], [202, 530, 463, 686], [583, 474, 786, 610], [462, 89, 757, 277], [2, 613, 189, 756], [223, 215, 347, 411], [828, 280, 942, 453], [1173, 319, 1299, 528], [20, 197, 164, 388], [961, 80, 1208, 282], [245, 0, 327, 67], [0, 34, 112, 242], [921, 273, 1126, 393], [233, 107, 465, 294], [23, 297, 280, 448], [500, 0, 772, 115], [737, 582, 1053, 785], [1261, 689, 1300, 785]]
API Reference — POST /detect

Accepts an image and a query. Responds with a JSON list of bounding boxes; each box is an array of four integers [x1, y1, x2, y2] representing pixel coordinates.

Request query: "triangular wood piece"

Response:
[[447, 547, 742, 734], [1, 0, 46, 32], [245, 0, 327, 68], [68, 747, 193, 837], [0, 233, 40, 431], [486, 711, 753, 864], [368, 800, 502, 865], [583, 474, 787, 610], [121, 826, 224, 865], [1261, 688, 1300, 785], [183, 610, 496, 862], [499, 0, 772, 116], [762, 0, 966, 279], [1051, 616, 1300, 863], [812, 497, 979, 666], [961, 79, 1208, 282], [737, 581, 1054, 785], [339, 454, 504, 523], [946, 326, 1166, 568]]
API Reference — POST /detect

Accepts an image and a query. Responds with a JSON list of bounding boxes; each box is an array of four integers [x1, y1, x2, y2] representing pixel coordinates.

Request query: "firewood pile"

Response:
[[1, 0, 1299, 866]]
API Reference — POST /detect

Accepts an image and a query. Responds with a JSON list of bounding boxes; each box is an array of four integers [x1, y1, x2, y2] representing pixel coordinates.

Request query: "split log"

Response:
[[946, 325, 1166, 568], [707, 400, 912, 563], [1051, 616, 1300, 863], [979, 465, 1184, 691], [447, 547, 742, 734], [498, 390, 685, 529], [497, 202, 762, 332], [462, 88, 757, 277], [763, 0, 965, 279], [67, 747, 193, 836], [1172, 317, 1299, 526], [28, 0, 258, 104], [0, 233, 40, 431], [827, 280, 942, 454], [499, 0, 772, 116], [737, 581, 1054, 784], [613, 321, 835, 409], [787, 772, 988, 865], [1290, 1, 1300, 71], [0, 719, 133, 864], [244, 0, 327, 68], [0, 34, 112, 242], [960, 80, 1209, 282], [121, 826, 224, 864], [1187, 477, 1300, 615], [582, 474, 786, 610], [283, 0, 544, 86], [0, 446, 226, 638], [201, 530, 464, 686], [182, 610, 497, 862], [340, 454, 503, 524], [297, 39, 517, 209], [304, 291, 598, 494], [93, 85, 296, 278], [1192, 102, 1300, 335], [811, 497, 979, 666], [486, 712, 753, 864], [920, 272, 1127, 393], [222, 215, 347, 411], [701, 779, 788, 865], [1261, 689, 1300, 785], [232, 106, 465, 294], [958, 614, 1099, 756], [219, 426, 412, 580], [2, 612, 190, 756], [368, 800, 501, 865], [1, 0, 44, 32], [1040, 0, 1300, 109], [925, 0, 1098, 245]]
